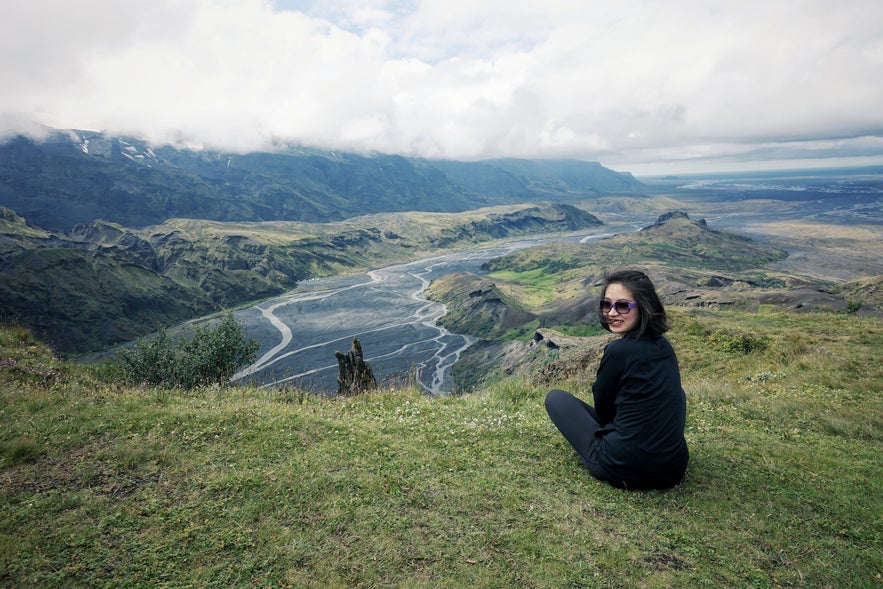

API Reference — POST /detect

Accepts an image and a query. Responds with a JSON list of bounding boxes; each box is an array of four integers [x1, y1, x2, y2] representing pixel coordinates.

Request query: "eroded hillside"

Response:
[[0, 203, 601, 355]]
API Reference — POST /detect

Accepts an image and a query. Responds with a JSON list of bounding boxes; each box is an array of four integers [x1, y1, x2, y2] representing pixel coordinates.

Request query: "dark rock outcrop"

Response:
[[641, 210, 704, 230], [335, 338, 376, 396]]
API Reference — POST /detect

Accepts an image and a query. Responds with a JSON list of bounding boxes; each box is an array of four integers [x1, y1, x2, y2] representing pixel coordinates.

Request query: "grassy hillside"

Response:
[[1, 308, 880, 587], [403, 208, 882, 394]]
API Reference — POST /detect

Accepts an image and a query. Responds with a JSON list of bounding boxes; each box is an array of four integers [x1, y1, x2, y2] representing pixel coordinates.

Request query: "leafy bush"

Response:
[[113, 313, 259, 389], [114, 329, 176, 386], [707, 329, 769, 354]]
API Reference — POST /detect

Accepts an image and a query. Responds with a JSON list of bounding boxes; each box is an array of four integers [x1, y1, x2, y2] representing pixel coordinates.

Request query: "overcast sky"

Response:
[[1, 0, 882, 175]]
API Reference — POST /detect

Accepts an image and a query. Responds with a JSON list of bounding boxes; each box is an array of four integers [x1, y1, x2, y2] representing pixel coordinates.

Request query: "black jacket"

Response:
[[591, 334, 689, 487]]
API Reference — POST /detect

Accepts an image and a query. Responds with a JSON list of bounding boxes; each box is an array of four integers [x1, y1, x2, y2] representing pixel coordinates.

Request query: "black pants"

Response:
[[544, 389, 615, 481], [544, 388, 682, 490]]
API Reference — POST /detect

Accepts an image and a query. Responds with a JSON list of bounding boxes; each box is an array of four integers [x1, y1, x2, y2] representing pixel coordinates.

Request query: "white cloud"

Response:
[[1, 0, 882, 173]]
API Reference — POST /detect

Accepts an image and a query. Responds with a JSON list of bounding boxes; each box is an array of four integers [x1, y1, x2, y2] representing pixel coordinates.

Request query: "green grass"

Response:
[[487, 268, 587, 307], [487, 268, 562, 304], [1, 310, 881, 588]]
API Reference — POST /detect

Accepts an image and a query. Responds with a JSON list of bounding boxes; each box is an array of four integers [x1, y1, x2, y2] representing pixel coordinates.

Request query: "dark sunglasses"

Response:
[[599, 298, 638, 314]]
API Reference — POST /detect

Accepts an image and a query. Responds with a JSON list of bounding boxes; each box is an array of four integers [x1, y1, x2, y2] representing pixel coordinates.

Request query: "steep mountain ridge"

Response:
[[0, 129, 644, 233]]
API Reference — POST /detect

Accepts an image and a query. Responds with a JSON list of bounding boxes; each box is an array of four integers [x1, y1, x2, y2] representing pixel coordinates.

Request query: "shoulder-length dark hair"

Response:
[[598, 269, 669, 338]]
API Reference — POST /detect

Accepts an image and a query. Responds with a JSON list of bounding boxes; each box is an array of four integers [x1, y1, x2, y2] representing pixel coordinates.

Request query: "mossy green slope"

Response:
[[425, 273, 539, 339], [0, 246, 214, 354], [1, 309, 881, 588]]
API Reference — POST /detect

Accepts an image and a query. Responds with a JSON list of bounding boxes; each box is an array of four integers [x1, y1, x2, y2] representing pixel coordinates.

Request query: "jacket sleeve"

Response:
[[592, 341, 626, 425]]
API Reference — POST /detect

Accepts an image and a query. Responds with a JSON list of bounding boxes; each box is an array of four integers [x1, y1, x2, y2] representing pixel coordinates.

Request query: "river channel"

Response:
[[231, 223, 642, 395]]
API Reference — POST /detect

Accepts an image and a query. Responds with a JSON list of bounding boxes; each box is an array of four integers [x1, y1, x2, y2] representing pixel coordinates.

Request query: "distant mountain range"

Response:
[[0, 129, 643, 233]]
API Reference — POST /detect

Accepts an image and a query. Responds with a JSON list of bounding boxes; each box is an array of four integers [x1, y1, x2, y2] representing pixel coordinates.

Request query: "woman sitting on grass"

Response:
[[545, 269, 689, 490]]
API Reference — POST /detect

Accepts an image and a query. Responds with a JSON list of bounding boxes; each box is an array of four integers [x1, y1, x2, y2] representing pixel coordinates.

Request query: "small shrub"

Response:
[[176, 313, 261, 389], [707, 329, 768, 354], [114, 329, 177, 387], [112, 312, 259, 390]]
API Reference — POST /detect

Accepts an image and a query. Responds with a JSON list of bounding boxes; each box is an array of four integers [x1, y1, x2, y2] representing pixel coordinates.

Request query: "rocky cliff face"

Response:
[[430, 204, 601, 248]]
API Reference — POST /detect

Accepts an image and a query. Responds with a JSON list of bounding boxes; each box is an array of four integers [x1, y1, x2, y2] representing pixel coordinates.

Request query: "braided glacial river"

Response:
[[230, 225, 636, 395]]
